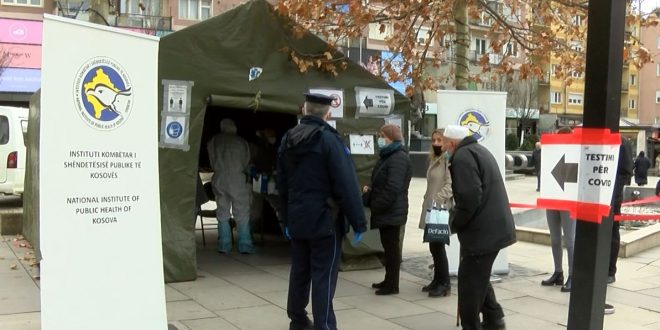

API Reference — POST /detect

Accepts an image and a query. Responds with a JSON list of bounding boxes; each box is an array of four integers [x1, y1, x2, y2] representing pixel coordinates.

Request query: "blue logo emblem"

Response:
[[166, 121, 183, 139], [74, 57, 133, 130], [249, 67, 263, 81], [458, 109, 490, 142]]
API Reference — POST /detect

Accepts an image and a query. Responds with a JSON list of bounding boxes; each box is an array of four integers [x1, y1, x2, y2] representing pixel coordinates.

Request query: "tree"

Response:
[[0, 46, 12, 78], [275, 0, 654, 94], [497, 72, 539, 137]]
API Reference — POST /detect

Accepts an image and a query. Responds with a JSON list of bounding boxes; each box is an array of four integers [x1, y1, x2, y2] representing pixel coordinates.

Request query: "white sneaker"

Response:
[[604, 303, 615, 315]]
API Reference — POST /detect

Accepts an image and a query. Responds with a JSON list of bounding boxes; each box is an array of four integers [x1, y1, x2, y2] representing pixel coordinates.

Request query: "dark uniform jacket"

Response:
[[633, 156, 651, 185], [364, 143, 412, 229], [613, 138, 633, 212], [532, 148, 541, 173], [277, 116, 367, 239], [449, 137, 517, 256]]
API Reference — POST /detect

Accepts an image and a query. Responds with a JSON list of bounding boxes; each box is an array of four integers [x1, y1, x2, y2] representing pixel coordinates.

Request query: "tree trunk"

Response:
[[453, 0, 470, 90], [90, 0, 110, 25]]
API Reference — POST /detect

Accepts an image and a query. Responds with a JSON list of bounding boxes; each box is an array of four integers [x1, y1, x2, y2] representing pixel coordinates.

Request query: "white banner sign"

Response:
[[310, 88, 344, 118], [355, 87, 394, 117], [39, 15, 166, 330]]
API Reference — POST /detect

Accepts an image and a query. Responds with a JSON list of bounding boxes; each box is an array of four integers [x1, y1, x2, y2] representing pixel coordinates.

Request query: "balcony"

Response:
[[115, 13, 172, 32], [538, 72, 551, 85]]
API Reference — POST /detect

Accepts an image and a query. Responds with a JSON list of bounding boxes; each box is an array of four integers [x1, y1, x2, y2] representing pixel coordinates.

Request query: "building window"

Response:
[[551, 91, 562, 104], [657, 63, 660, 76], [629, 98, 636, 109], [475, 38, 487, 55], [571, 41, 583, 53], [416, 27, 431, 44], [657, 36, 660, 49], [1, 0, 41, 6], [656, 90, 660, 104], [179, 0, 212, 20], [568, 93, 583, 105], [572, 15, 582, 26], [504, 42, 518, 57], [630, 74, 636, 86], [571, 71, 583, 79]]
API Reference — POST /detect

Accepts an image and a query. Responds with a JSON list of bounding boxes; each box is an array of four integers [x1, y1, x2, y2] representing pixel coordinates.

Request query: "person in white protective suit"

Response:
[[207, 118, 254, 254]]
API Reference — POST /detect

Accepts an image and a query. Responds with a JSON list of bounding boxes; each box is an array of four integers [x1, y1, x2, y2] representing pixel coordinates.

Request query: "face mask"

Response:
[[377, 138, 387, 148], [443, 151, 452, 160], [433, 146, 443, 156]]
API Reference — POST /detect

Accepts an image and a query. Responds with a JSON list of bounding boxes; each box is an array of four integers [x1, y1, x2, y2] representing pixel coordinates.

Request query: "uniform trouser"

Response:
[[287, 230, 342, 330], [379, 225, 402, 289], [429, 242, 450, 286], [458, 251, 504, 330], [546, 210, 575, 275], [213, 178, 251, 224], [609, 201, 622, 276], [536, 171, 541, 190]]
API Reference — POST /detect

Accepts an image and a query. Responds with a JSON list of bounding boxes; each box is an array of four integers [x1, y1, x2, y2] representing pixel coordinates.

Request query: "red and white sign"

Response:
[[309, 88, 344, 118], [538, 128, 621, 223], [1, 43, 41, 69]]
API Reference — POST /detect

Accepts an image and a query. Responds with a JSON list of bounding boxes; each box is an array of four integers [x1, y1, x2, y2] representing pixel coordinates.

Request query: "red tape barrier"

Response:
[[509, 195, 660, 222]]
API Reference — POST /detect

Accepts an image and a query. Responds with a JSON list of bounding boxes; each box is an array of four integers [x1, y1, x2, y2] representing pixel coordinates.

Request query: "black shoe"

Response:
[[607, 275, 616, 284], [428, 284, 450, 297], [375, 287, 399, 295], [372, 281, 386, 289], [541, 272, 564, 286], [560, 276, 571, 292], [290, 319, 314, 330], [422, 280, 438, 292], [482, 318, 506, 330]]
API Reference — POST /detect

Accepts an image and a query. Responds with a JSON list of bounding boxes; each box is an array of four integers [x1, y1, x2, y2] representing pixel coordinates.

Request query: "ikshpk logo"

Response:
[[74, 57, 133, 130], [458, 109, 490, 142]]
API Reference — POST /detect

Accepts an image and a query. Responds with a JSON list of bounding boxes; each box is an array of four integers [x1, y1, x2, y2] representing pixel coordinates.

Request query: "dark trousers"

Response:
[[379, 225, 402, 289], [536, 171, 541, 190], [429, 242, 450, 286], [287, 231, 342, 330], [609, 202, 622, 276], [458, 251, 504, 330]]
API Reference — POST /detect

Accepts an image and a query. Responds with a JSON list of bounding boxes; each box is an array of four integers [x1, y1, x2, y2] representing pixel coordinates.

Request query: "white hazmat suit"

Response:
[[207, 119, 253, 253]]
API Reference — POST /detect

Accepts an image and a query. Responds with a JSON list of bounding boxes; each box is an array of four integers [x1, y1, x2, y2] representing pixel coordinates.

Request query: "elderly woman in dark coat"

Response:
[[363, 124, 413, 295]]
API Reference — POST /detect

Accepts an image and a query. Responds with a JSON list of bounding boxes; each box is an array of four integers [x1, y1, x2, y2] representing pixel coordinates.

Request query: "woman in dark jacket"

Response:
[[363, 124, 413, 295]]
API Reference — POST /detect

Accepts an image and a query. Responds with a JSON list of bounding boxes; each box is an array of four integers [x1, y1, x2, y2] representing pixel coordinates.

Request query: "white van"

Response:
[[0, 106, 28, 196]]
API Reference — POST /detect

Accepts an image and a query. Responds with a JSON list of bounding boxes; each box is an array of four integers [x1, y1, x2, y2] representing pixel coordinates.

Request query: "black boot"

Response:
[[541, 272, 564, 286], [422, 280, 438, 292], [428, 284, 450, 297], [561, 276, 571, 292], [375, 287, 399, 295], [372, 281, 386, 289]]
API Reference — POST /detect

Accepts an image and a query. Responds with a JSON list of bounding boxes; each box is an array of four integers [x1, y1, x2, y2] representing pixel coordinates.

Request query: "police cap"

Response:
[[304, 93, 334, 106]]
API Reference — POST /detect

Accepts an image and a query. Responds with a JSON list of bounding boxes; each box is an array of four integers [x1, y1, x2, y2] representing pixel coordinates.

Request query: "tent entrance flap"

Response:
[[208, 94, 301, 115]]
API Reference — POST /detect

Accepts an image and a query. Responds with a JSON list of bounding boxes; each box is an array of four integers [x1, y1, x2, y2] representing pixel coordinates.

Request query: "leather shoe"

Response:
[[560, 276, 571, 292], [372, 281, 386, 289], [428, 284, 450, 297], [422, 280, 438, 292], [607, 275, 616, 284], [375, 287, 399, 295], [541, 272, 564, 286], [482, 318, 506, 330]]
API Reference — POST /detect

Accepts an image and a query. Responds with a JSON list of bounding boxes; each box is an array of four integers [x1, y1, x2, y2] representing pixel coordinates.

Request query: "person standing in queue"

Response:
[[417, 128, 453, 297], [278, 93, 367, 330], [532, 142, 542, 192], [362, 124, 412, 296], [442, 125, 516, 330]]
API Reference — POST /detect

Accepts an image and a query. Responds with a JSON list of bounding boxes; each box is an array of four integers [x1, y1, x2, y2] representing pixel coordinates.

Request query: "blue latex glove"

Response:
[[284, 227, 292, 240], [352, 231, 363, 246]]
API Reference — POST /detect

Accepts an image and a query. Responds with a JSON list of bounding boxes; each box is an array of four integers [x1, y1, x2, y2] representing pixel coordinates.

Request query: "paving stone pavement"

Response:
[[1, 176, 660, 329]]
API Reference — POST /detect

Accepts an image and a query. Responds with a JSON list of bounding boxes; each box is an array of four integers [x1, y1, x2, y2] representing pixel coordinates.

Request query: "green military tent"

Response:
[[24, 0, 411, 283]]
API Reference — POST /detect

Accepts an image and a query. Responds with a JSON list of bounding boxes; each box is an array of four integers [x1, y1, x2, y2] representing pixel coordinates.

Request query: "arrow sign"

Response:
[[363, 96, 373, 109], [551, 154, 578, 191]]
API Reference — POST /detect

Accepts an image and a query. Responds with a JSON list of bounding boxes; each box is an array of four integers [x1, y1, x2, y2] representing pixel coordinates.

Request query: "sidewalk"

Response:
[[1, 177, 660, 329]]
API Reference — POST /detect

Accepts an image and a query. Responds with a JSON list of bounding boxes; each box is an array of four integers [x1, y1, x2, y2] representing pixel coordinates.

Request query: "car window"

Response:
[[21, 120, 28, 147], [0, 116, 8, 145]]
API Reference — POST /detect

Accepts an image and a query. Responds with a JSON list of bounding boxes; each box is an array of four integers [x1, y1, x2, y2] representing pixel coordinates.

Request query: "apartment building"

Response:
[[639, 11, 660, 126]]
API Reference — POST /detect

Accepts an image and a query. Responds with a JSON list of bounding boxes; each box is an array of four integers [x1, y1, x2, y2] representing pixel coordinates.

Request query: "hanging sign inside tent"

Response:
[[538, 128, 621, 223]]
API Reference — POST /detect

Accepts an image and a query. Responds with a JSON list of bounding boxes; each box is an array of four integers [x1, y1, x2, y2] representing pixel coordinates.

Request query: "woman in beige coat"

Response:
[[418, 128, 453, 297]]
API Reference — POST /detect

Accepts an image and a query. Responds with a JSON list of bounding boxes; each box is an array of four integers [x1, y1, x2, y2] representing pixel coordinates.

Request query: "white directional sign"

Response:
[[355, 87, 394, 117], [310, 88, 344, 118], [538, 128, 621, 223]]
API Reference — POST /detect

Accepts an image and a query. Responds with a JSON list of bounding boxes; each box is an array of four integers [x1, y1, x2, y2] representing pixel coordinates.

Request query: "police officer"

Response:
[[278, 93, 367, 330]]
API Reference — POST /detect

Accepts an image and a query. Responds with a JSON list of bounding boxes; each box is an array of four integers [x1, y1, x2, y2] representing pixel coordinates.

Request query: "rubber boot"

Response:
[[217, 220, 232, 253], [237, 221, 256, 254]]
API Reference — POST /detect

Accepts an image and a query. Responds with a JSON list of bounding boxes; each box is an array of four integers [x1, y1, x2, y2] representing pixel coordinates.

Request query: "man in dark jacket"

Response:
[[278, 93, 367, 330], [442, 125, 517, 330], [608, 137, 633, 284]]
